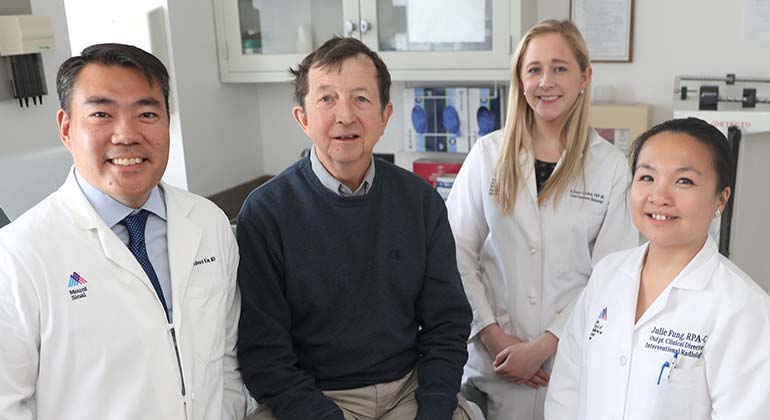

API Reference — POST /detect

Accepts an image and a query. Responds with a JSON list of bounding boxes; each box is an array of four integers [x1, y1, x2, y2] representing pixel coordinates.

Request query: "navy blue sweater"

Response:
[[236, 157, 471, 420]]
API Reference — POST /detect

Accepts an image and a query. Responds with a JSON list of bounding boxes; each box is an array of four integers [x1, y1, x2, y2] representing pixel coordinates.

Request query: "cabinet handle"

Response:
[[359, 19, 371, 34], [344, 19, 356, 36]]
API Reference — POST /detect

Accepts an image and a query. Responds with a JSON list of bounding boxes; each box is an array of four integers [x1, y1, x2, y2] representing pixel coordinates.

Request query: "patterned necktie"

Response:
[[122, 209, 169, 321]]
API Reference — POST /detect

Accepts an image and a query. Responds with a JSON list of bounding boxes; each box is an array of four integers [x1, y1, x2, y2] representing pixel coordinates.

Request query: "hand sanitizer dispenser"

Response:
[[0, 15, 54, 107]]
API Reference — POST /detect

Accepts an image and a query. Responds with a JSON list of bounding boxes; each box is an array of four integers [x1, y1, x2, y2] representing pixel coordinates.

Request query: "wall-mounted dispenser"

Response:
[[403, 85, 505, 154], [0, 15, 54, 107]]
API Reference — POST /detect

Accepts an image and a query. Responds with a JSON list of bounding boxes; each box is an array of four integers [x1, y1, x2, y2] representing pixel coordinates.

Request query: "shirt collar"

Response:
[[618, 238, 719, 291], [74, 167, 167, 228], [670, 236, 719, 291], [309, 146, 375, 196]]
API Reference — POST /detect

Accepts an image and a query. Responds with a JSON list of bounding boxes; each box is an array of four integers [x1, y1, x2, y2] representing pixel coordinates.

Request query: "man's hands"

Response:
[[478, 324, 558, 389]]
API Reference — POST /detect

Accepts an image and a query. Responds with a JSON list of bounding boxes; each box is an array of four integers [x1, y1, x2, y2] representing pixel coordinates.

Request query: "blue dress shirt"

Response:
[[310, 146, 375, 196], [74, 168, 173, 320]]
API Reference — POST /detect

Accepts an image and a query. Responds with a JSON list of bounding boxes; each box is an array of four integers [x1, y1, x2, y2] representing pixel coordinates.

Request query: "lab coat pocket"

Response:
[[653, 364, 710, 420], [553, 206, 604, 279], [562, 198, 605, 242], [187, 271, 228, 298], [188, 281, 227, 364], [185, 280, 228, 403]]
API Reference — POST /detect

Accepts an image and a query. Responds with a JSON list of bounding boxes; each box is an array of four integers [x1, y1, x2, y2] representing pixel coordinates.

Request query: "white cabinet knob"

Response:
[[344, 19, 356, 36], [360, 19, 371, 34]]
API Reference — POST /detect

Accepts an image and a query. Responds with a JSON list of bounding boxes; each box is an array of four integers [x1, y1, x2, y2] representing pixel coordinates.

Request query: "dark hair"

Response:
[[629, 117, 735, 194], [289, 36, 391, 112], [57, 43, 170, 117]]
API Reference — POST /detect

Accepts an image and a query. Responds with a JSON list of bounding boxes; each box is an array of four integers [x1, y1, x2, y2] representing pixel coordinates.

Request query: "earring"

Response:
[[580, 89, 585, 95], [715, 209, 722, 218]]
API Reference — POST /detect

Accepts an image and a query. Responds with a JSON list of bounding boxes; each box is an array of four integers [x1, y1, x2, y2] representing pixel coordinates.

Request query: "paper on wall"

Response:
[[746, 0, 770, 43], [407, 0, 485, 44], [571, 0, 631, 60]]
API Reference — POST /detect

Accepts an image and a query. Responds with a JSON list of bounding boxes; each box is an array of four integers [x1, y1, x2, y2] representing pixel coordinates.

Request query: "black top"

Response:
[[535, 159, 558, 194], [0, 207, 9, 228], [236, 156, 472, 420]]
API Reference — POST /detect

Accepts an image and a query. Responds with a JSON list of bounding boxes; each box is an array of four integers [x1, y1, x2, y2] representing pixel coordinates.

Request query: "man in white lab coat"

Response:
[[0, 43, 249, 420]]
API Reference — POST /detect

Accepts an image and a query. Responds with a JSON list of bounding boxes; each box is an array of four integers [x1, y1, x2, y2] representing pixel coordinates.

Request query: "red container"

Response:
[[413, 158, 463, 188]]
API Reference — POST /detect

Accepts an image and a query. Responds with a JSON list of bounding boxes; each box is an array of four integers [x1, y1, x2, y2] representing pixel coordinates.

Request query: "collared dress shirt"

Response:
[[74, 168, 173, 319], [309, 146, 375, 197]]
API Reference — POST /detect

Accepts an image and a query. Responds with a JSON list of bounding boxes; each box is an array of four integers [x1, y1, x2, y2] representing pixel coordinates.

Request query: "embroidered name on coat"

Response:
[[193, 256, 217, 267], [569, 189, 605, 204]]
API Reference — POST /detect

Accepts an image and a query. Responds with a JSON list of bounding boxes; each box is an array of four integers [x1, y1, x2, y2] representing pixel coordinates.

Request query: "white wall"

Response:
[[0, 0, 73, 219], [253, 83, 303, 173], [540, 0, 770, 125], [165, 0, 263, 196], [65, 0, 160, 55]]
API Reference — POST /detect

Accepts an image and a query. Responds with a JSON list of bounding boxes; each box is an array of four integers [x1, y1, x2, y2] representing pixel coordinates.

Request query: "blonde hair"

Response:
[[493, 19, 592, 214]]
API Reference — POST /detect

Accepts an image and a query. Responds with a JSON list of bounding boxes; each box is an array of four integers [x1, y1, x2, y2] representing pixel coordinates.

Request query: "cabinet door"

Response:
[[215, 0, 359, 82], [358, 0, 511, 80]]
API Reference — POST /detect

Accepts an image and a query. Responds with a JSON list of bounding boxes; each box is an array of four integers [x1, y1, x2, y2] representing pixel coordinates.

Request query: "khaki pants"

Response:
[[250, 369, 476, 420]]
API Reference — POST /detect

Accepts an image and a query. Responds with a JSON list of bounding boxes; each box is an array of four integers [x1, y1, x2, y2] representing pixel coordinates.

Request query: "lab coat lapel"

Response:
[[515, 153, 542, 255], [635, 239, 717, 328], [670, 238, 719, 291], [613, 244, 647, 336], [519, 152, 539, 211], [58, 169, 153, 284], [163, 182, 202, 319]]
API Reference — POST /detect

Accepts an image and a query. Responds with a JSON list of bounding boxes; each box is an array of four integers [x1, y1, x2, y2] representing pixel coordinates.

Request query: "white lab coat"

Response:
[[0, 171, 249, 420], [545, 238, 770, 420], [446, 129, 637, 420]]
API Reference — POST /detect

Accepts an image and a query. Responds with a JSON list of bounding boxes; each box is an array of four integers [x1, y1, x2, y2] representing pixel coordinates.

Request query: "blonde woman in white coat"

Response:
[[545, 117, 770, 420], [446, 20, 637, 420]]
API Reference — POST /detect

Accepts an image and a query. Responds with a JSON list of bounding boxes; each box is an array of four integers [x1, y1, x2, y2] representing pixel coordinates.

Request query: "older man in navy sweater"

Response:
[[236, 37, 473, 420]]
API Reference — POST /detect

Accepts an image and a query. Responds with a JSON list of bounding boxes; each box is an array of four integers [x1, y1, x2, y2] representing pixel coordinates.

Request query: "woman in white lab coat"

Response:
[[545, 117, 770, 420], [446, 20, 637, 420]]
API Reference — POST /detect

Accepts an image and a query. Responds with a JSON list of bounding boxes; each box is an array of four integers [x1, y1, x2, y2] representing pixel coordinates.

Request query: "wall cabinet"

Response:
[[213, 0, 535, 82]]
